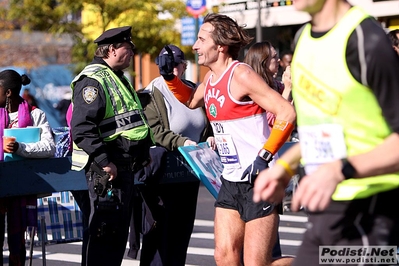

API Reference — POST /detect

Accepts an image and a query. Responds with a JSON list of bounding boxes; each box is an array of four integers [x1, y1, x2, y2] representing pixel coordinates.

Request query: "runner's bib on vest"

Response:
[[298, 124, 347, 174]]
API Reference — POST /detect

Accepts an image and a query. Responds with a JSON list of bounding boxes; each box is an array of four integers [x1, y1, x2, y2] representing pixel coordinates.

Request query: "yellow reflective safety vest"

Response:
[[292, 6, 399, 201], [70, 64, 153, 170]]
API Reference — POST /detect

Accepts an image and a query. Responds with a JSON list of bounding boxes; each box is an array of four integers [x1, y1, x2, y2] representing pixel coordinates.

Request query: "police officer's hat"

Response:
[[94, 26, 135, 48]]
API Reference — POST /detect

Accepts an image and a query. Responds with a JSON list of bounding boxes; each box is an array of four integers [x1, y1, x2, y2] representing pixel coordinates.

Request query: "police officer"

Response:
[[70, 26, 153, 266]]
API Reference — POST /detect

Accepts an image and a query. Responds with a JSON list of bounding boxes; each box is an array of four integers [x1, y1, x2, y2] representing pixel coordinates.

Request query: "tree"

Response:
[[0, 0, 191, 72]]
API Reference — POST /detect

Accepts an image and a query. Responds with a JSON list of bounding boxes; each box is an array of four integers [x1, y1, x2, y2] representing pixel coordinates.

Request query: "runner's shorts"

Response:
[[215, 176, 275, 222]]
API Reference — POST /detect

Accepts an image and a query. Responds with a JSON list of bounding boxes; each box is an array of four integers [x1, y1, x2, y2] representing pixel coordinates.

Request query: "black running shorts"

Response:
[[215, 176, 276, 222]]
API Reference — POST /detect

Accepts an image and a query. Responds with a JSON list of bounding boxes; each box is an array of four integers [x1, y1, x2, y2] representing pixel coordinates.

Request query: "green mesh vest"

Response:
[[292, 7, 399, 200], [70, 64, 153, 170]]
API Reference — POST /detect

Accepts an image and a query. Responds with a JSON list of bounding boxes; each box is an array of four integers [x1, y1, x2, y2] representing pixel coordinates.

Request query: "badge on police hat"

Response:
[[83, 86, 98, 104]]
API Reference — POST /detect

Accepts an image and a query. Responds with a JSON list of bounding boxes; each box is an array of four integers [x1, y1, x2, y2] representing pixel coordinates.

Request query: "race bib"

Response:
[[214, 134, 240, 169], [298, 124, 347, 174]]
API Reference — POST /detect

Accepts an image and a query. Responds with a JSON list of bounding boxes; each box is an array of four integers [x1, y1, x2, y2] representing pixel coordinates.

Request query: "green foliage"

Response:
[[0, 0, 194, 72]]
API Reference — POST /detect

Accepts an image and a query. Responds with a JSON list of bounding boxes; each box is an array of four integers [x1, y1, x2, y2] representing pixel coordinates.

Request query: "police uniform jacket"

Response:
[[71, 57, 151, 169]]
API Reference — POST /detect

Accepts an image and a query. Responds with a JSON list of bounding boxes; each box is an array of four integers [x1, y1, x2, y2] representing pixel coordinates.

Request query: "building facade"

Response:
[[208, 0, 399, 53]]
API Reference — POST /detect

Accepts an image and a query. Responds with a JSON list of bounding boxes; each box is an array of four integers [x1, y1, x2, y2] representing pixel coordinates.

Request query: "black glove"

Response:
[[240, 156, 269, 184], [155, 45, 175, 79]]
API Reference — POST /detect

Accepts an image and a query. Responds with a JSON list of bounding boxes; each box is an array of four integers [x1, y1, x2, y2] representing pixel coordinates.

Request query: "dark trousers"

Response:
[[0, 213, 26, 266], [0, 196, 37, 266], [85, 167, 136, 266], [140, 181, 200, 266], [0, 213, 3, 265], [293, 188, 399, 266], [71, 190, 90, 266]]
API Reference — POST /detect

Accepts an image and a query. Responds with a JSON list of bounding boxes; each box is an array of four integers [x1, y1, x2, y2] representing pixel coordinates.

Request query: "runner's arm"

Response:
[[165, 76, 193, 103], [347, 19, 399, 134], [234, 65, 296, 156], [344, 18, 399, 177], [253, 143, 302, 203]]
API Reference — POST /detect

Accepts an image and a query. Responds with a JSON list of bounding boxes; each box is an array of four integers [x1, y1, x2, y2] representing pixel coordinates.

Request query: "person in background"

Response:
[[0, 69, 55, 265], [243, 40, 294, 258], [243, 41, 292, 131], [22, 88, 38, 108], [137, 44, 214, 265], [66, 103, 73, 151], [253, 1, 399, 265], [275, 50, 293, 82], [243, 41, 297, 213], [70, 26, 153, 266], [55, 91, 72, 127], [387, 29, 399, 55], [65, 102, 91, 266], [166, 13, 296, 266]]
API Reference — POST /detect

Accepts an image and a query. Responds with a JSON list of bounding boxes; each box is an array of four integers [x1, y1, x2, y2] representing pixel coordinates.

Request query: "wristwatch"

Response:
[[341, 158, 357, 180], [258, 149, 273, 163]]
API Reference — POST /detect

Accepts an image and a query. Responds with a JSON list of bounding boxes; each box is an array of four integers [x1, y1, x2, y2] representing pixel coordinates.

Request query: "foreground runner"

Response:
[[253, 0, 399, 265]]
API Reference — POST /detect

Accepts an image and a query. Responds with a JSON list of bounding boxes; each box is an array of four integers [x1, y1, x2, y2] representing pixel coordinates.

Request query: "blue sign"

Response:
[[181, 16, 203, 46], [178, 142, 223, 199], [186, 0, 207, 17], [181, 17, 195, 46]]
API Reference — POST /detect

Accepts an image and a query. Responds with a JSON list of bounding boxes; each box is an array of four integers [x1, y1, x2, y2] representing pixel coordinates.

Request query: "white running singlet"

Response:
[[204, 61, 275, 182]]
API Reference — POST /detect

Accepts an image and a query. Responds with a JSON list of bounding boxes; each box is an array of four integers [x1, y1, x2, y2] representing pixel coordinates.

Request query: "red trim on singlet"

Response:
[[204, 61, 265, 121]]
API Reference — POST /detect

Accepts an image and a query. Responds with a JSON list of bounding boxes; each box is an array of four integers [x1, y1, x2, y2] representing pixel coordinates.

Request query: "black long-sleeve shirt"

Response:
[[300, 17, 399, 133]]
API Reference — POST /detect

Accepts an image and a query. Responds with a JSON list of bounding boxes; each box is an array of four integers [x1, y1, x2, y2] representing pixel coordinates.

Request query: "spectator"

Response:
[[275, 50, 293, 82], [137, 44, 214, 265], [22, 88, 38, 108], [387, 29, 399, 55], [65, 102, 90, 266], [0, 69, 55, 265], [54, 91, 72, 127], [243, 40, 295, 244], [243, 41, 292, 131]]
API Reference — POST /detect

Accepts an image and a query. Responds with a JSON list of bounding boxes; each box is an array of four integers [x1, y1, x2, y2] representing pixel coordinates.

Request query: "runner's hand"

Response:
[[155, 45, 175, 76], [241, 156, 269, 184], [253, 163, 291, 203], [291, 160, 343, 212]]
